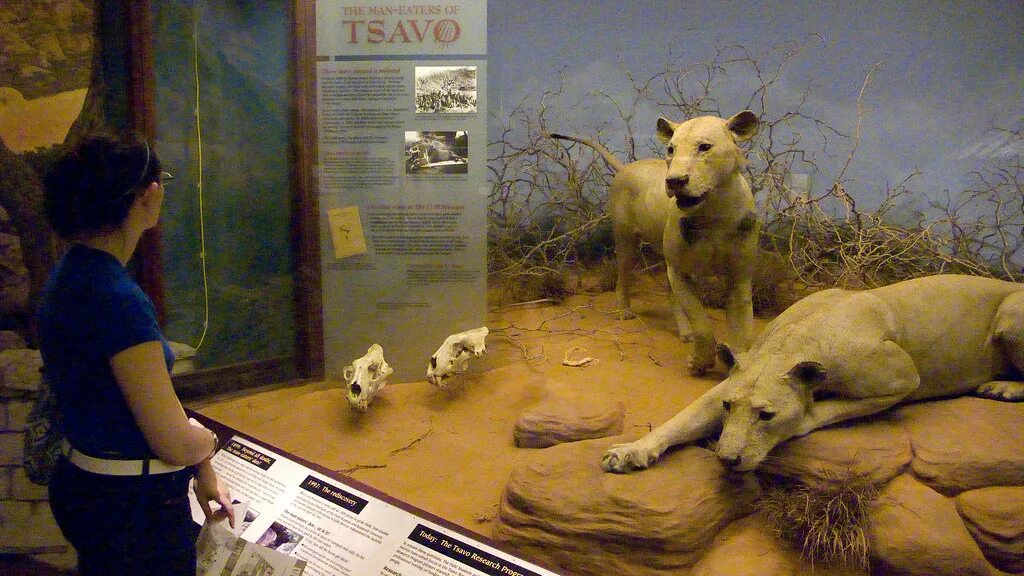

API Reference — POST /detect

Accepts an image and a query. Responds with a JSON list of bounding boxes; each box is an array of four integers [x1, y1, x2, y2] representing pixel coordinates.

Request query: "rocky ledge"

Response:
[[495, 397, 1024, 576]]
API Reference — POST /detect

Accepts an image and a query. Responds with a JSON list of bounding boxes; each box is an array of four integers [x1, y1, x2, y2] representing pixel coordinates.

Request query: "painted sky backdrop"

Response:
[[488, 0, 1023, 208]]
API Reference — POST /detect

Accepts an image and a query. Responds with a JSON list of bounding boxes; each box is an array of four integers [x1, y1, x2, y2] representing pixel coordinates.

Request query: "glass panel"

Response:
[[153, 1, 294, 369]]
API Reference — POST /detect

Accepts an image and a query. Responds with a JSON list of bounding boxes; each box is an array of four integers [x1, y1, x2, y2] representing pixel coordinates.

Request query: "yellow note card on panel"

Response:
[[327, 206, 367, 259]]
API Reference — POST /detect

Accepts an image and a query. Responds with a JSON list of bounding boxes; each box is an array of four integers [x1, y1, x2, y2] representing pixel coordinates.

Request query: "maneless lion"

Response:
[[551, 111, 760, 374], [602, 274, 1024, 473]]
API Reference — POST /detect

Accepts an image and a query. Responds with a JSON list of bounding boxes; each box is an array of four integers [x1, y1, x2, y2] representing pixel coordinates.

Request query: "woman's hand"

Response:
[[194, 460, 235, 528]]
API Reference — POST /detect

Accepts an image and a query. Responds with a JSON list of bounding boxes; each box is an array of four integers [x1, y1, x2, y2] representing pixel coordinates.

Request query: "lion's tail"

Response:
[[549, 133, 626, 174]]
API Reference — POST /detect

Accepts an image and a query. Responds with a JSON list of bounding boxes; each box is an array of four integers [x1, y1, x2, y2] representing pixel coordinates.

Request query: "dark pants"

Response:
[[48, 456, 199, 576]]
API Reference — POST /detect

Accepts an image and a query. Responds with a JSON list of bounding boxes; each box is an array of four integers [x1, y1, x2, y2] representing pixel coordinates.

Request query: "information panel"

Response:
[[190, 434, 560, 576], [316, 0, 488, 381]]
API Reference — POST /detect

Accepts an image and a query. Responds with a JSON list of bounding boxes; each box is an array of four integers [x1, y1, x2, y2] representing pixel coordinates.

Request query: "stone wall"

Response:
[[0, 332, 69, 557], [0, 206, 31, 324]]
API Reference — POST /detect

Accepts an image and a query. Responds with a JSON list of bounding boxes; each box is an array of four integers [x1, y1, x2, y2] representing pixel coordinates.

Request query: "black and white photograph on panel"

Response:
[[414, 66, 478, 113], [255, 521, 304, 554], [404, 131, 469, 174]]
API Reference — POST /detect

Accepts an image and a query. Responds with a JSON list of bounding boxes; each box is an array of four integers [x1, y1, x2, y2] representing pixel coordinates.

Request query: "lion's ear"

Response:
[[716, 343, 738, 370], [726, 110, 759, 142], [656, 117, 678, 145], [788, 361, 826, 387]]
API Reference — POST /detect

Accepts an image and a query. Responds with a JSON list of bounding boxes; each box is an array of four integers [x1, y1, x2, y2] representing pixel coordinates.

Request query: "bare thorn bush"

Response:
[[489, 37, 1024, 311]]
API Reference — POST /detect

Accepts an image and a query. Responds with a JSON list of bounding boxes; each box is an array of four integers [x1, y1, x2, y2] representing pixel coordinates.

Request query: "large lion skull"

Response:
[[343, 344, 393, 411], [426, 327, 488, 387]]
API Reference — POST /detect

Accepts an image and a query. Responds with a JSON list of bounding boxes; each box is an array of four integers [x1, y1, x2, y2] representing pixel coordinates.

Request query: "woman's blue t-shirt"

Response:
[[37, 244, 175, 459]]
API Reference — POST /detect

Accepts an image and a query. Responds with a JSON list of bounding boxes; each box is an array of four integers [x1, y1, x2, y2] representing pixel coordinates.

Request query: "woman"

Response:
[[38, 132, 233, 575]]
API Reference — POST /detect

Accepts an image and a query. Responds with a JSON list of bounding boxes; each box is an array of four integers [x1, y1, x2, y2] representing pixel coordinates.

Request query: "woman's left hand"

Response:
[[194, 460, 235, 528]]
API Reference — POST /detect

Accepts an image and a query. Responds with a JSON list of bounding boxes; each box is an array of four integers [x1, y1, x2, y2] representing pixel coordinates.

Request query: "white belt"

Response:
[[62, 440, 186, 476]]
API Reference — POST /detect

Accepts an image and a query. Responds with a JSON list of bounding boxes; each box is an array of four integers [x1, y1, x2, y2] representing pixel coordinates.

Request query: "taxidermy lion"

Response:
[[602, 274, 1024, 473], [551, 111, 760, 375]]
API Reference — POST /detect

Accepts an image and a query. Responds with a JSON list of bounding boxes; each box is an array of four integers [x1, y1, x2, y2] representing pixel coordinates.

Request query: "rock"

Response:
[[0, 432, 24, 466], [0, 348, 43, 394], [866, 474, 989, 576], [0, 331, 27, 351], [0, 501, 68, 554], [896, 397, 1024, 494], [0, 231, 30, 316], [513, 395, 624, 448], [6, 398, 31, 431], [493, 437, 760, 576], [12, 467, 49, 501], [956, 487, 1024, 573], [761, 417, 910, 486], [690, 514, 866, 576]]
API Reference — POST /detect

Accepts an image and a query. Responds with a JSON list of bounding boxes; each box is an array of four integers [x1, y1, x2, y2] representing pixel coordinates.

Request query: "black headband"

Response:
[[105, 139, 151, 204], [131, 139, 152, 190]]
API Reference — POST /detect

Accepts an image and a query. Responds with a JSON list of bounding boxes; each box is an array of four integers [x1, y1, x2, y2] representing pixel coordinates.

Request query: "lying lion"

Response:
[[603, 274, 1024, 473], [551, 111, 760, 374]]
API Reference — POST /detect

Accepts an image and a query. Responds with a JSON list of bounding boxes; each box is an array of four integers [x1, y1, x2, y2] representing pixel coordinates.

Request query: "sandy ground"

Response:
[[195, 277, 770, 538]]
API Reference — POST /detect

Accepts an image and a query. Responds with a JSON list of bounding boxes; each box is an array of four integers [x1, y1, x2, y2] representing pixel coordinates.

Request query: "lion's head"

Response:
[[713, 344, 825, 471], [656, 110, 759, 212]]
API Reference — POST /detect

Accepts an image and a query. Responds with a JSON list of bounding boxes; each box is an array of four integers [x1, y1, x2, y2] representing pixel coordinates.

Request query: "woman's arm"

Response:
[[111, 341, 216, 466], [194, 459, 235, 527]]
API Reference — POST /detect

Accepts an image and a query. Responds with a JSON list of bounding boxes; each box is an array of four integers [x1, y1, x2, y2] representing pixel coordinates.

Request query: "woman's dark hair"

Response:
[[43, 131, 162, 239]]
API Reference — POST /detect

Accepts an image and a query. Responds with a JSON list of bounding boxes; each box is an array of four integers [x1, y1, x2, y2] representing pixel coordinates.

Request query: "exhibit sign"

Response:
[[189, 434, 561, 576], [317, 0, 486, 56], [315, 0, 488, 381]]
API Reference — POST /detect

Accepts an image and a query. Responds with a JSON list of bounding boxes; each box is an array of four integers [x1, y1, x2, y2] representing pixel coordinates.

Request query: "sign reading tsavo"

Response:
[[317, 1, 485, 56], [341, 18, 461, 45]]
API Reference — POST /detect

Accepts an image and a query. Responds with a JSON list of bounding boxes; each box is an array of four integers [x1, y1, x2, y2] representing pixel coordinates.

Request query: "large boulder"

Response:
[[867, 474, 990, 576], [493, 437, 760, 576], [956, 486, 1024, 573], [896, 398, 1024, 495], [513, 395, 624, 448], [761, 417, 910, 486]]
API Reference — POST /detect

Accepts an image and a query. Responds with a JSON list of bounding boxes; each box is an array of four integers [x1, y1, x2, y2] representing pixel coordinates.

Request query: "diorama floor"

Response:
[[195, 277, 765, 540]]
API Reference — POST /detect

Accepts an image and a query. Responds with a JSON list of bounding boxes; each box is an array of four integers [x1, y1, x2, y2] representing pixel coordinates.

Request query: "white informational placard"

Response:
[[316, 0, 488, 382], [190, 435, 561, 576]]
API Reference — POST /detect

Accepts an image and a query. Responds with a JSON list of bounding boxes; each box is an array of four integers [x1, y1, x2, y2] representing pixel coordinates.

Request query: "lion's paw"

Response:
[[976, 380, 1024, 401], [687, 355, 714, 377], [601, 442, 658, 473], [618, 308, 637, 321]]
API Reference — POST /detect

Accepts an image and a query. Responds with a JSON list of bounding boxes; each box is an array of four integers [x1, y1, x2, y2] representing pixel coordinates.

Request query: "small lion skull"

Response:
[[427, 327, 488, 387], [343, 344, 393, 412]]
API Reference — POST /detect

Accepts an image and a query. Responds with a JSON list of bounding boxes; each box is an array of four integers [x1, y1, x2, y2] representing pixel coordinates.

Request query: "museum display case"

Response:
[[1, 1, 1022, 575]]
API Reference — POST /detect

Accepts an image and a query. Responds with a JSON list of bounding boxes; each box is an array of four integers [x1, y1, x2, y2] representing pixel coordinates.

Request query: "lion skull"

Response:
[[343, 344, 393, 411], [427, 327, 488, 387]]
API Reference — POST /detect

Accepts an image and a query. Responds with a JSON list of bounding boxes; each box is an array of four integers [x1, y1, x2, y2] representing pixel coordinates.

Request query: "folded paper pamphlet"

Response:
[[197, 517, 307, 576]]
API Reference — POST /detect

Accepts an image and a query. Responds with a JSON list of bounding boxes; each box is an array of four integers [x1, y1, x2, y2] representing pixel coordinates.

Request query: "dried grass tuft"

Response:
[[756, 470, 882, 571]]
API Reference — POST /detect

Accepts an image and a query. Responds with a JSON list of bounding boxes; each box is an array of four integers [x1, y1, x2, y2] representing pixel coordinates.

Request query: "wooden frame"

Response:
[[124, 0, 325, 396], [125, 0, 166, 326], [290, 0, 325, 380]]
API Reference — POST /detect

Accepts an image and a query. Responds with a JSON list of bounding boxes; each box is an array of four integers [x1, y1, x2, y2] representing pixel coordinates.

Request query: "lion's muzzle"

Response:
[[665, 175, 689, 197], [718, 453, 742, 469], [666, 176, 705, 208]]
